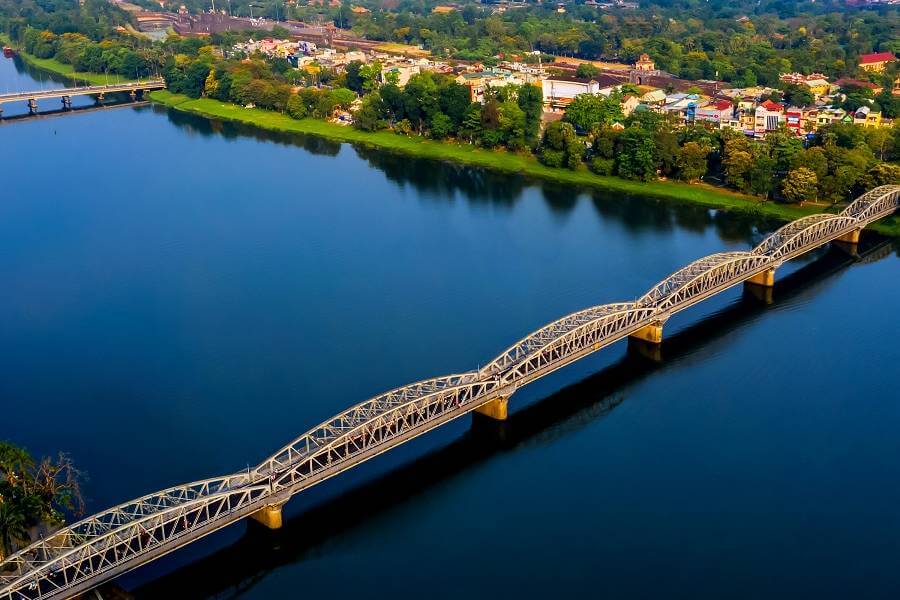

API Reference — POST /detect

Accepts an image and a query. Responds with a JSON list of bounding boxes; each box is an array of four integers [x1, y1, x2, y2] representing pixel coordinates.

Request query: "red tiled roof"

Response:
[[761, 99, 783, 111], [834, 78, 880, 90], [859, 52, 896, 64], [714, 99, 732, 111]]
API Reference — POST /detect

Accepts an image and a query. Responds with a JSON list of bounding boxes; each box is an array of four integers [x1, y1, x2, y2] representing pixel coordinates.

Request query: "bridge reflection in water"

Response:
[[1, 185, 898, 600], [133, 234, 895, 600]]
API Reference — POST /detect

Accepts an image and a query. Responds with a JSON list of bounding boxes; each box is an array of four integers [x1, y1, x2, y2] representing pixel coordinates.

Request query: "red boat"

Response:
[[2, 46, 15, 58]]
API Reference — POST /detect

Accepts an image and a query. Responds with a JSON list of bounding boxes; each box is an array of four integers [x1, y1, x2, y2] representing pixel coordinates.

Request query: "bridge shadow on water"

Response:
[[128, 236, 895, 600]]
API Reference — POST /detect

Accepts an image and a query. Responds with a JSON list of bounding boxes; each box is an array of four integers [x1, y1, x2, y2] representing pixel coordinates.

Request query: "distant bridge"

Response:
[[1, 185, 897, 600], [0, 81, 165, 116]]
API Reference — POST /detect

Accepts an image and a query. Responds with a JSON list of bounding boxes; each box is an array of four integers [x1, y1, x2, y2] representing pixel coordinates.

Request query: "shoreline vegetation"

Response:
[[150, 90, 900, 237], [1, 33, 138, 86], [4, 35, 897, 237]]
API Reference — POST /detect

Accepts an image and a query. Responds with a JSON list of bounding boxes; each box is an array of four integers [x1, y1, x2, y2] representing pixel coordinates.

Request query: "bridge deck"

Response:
[[0, 81, 165, 105], [1, 185, 897, 600]]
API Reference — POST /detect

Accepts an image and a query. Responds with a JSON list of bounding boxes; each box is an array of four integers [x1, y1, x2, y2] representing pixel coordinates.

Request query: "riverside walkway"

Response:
[[1, 185, 897, 600], [0, 80, 165, 116]]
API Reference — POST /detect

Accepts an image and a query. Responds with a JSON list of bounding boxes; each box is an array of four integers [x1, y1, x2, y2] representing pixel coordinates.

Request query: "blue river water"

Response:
[[2, 55, 900, 598]]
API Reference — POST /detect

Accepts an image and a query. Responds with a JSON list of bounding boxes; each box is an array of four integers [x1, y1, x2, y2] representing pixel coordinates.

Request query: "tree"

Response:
[[781, 167, 819, 203], [0, 502, 28, 560], [575, 63, 600, 79], [344, 60, 365, 93], [616, 127, 658, 181], [353, 92, 388, 131], [676, 142, 708, 182], [516, 84, 543, 144], [860, 163, 900, 190], [564, 93, 623, 133], [539, 121, 582, 169], [0, 442, 84, 558]]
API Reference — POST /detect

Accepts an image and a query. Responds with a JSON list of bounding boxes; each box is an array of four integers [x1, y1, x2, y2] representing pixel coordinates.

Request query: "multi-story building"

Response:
[[858, 52, 896, 73]]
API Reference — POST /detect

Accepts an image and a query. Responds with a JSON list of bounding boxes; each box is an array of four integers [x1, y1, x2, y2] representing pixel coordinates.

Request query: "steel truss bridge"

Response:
[[2, 185, 897, 600]]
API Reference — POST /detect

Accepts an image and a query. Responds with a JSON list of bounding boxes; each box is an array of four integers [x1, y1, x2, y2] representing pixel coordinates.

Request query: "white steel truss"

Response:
[[1, 185, 897, 600]]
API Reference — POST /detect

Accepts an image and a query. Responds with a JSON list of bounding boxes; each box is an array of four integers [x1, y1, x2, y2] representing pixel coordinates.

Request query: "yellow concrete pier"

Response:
[[250, 503, 284, 530], [474, 396, 509, 421], [629, 322, 664, 344], [745, 267, 775, 287], [836, 229, 861, 244]]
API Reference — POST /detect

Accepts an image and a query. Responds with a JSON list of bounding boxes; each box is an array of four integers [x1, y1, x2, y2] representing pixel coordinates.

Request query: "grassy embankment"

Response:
[[150, 90, 900, 237], [1, 34, 138, 86]]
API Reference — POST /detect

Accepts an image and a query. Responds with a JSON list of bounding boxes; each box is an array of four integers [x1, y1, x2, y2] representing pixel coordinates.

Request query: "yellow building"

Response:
[[858, 52, 895, 73]]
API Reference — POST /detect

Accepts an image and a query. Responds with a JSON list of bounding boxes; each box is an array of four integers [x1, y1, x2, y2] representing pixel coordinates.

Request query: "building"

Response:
[[619, 94, 640, 116], [754, 99, 784, 135], [456, 69, 526, 103], [540, 75, 620, 111], [852, 106, 883, 128], [833, 78, 883, 95], [694, 99, 735, 127], [634, 53, 655, 71], [858, 52, 896, 73]]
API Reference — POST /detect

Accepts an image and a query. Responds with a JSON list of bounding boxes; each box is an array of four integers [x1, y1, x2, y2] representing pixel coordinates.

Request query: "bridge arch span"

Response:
[[252, 373, 477, 479], [753, 213, 860, 261], [638, 252, 772, 314], [841, 185, 900, 223]]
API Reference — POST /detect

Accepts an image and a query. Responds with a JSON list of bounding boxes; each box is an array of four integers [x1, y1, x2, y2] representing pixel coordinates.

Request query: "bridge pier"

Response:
[[61, 96, 72, 110], [745, 267, 775, 288], [27, 98, 37, 113], [629, 321, 664, 344], [475, 396, 509, 421], [250, 502, 285, 530], [836, 229, 861, 244]]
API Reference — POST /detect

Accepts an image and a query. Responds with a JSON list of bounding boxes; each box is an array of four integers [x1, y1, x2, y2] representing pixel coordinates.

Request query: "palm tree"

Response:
[[0, 500, 30, 560]]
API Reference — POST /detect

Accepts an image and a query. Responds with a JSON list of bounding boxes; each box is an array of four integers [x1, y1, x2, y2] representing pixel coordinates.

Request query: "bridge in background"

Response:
[[1, 185, 897, 600], [0, 80, 165, 117]]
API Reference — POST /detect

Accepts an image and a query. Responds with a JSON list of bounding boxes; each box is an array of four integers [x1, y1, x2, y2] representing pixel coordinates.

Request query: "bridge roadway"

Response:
[[0, 81, 165, 114], [1, 185, 897, 599]]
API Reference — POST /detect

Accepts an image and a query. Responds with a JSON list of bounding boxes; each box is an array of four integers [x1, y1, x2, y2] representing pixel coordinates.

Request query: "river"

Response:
[[3, 56, 900, 599]]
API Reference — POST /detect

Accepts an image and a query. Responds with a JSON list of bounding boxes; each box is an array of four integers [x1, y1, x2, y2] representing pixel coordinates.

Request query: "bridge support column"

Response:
[[250, 502, 285, 530], [130, 90, 137, 102], [745, 267, 775, 288], [836, 229, 861, 244], [61, 96, 72, 110], [629, 322, 664, 344], [27, 98, 37, 113], [475, 396, 509, 421]]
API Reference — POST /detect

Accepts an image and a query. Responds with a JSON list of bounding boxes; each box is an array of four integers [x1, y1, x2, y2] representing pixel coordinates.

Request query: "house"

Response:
[[639, 88, 666, 104], [803, 78, 830, 98], [350, 5, 369, 13], [858, 52, 896, 73], [754, 99, 784, 135], [661, 93, 703, 122], [383, 62, 420, 86], [853, 106, 882, 128], [619, 94, 640, 116], [456, 69, 525, 103], [816, 107, 846, 128], [694, 99, 734, 126], [432, 5, 456, 12], [833, 78, 883, 95]]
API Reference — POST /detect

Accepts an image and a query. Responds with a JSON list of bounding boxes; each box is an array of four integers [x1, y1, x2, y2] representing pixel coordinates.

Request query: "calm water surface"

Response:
[[3, 57, 900, 599]]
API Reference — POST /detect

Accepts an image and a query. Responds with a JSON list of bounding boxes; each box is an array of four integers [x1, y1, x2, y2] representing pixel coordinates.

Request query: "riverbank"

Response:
[[151, 90, 900, 237], [1, 34, 137, 86]]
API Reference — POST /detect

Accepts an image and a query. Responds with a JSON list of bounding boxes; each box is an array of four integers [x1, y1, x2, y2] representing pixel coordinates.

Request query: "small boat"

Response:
[[2, 46, 15, 58]]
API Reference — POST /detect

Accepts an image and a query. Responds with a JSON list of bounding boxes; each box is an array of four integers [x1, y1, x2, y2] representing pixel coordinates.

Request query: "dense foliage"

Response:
[[0, 442, 84, 558]]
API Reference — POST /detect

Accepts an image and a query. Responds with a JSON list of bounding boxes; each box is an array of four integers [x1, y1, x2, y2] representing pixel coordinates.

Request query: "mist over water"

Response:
[[3, 57, 900, 599]]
